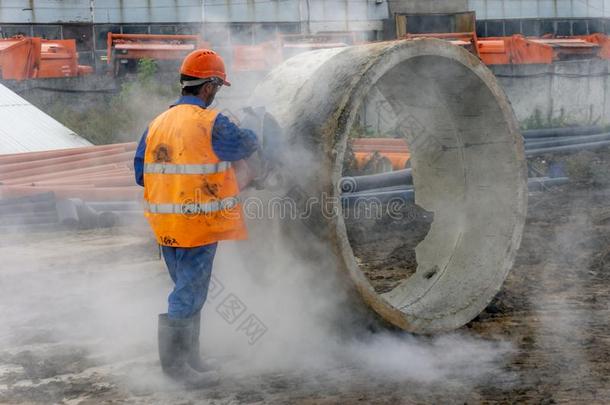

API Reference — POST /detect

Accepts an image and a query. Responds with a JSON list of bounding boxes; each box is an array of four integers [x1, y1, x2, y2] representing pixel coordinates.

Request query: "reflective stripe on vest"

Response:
[[144, 161, 232, 175], [144, 196, 239, 215]]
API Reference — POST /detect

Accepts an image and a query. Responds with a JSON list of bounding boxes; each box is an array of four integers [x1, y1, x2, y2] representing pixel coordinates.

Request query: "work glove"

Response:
[[238, 107, 284, 191]]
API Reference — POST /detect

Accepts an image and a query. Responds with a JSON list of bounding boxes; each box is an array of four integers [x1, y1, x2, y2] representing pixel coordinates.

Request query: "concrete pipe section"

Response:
[[251, 39, 528, 333]]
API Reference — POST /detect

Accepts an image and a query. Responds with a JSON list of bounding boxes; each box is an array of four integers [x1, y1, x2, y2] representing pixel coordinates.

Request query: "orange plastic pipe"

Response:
[[354, 151, 410, 170], [0, 151, 134, 181], [64, 168, 132, 180], [4, 163, 125, 185], [30, 169, 134, 185], [0, 142, 136, 164], [0, 147, 130, 174], [27, 175, 134, 187]]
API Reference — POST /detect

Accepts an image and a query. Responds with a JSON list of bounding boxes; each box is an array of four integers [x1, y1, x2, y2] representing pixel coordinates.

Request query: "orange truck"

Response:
[[0, 36, 92, 80], [403, 32, 480, 57], [401, 31, 608, 65], [477, 35, 602, 65], [106, 33, 208, 76], [574, 33, 610, 60], [232, 32, 357, 73]]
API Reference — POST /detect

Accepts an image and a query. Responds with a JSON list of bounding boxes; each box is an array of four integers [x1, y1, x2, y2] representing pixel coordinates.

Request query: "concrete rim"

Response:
[[252, 39, 528, 333]]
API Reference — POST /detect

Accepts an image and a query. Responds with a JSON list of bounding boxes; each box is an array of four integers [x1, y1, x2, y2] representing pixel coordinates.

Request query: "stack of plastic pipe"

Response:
[[342, 125, 610, 205]]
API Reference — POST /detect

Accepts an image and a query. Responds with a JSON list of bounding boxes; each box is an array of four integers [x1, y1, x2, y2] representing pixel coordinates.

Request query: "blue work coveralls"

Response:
[[134, 96, 258, 319]]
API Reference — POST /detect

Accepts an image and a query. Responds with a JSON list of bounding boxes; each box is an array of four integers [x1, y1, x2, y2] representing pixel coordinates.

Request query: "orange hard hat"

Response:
[[180, 49, 231, 86]]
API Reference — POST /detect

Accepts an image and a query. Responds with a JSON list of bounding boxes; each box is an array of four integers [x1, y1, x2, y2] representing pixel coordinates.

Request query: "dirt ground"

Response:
[[347, 203, 432, 294], [0, 152, 609, 404]]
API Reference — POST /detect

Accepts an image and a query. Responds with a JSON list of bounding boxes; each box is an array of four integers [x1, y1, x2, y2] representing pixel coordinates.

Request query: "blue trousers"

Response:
[[161, 243, 218, 319]]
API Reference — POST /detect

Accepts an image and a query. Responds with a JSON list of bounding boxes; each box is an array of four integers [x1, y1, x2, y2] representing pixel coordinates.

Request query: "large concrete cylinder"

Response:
[[251, 39, 528, 333]]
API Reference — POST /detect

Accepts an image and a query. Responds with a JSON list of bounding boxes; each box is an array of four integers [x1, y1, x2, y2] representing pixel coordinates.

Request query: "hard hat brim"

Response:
[[180, 77, 232, 88]]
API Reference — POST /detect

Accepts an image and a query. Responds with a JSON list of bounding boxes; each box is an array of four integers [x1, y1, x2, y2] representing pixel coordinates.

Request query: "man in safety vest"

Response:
[[133, 49, 259, 387]]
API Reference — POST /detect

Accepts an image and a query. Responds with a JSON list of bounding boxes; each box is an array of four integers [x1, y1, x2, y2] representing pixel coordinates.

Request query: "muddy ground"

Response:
[[347, 203, 432, 294], [0, 152, 609, 404]]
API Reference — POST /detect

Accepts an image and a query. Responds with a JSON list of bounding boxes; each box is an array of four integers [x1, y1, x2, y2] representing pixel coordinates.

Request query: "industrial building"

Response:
[[1, 1, 610, 69]]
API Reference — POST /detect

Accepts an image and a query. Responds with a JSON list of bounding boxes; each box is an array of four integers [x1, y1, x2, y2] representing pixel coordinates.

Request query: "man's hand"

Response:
[[236, 106, 285, 191]]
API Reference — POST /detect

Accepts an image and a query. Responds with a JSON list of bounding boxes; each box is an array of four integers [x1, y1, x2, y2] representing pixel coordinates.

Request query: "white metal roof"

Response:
[[0, 83, 91, 155]]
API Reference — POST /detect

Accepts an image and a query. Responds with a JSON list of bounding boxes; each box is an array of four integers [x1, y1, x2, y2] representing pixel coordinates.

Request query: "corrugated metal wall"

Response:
[[0, 0, 387, 25], [96, 0, 203, 24], [470, 0, 610, 19], [388, 0, 469, 14], [204, 0, 300, 23], [4, 1, 610, 25], [0, 1, 92, 23]]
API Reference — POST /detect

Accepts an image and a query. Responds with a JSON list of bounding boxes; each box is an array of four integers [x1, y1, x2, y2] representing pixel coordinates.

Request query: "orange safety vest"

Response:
[[143, 104, 248, 247]]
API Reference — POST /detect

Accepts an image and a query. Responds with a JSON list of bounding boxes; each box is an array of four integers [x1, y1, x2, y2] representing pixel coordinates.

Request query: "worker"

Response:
[[133, 49, 259, 387]]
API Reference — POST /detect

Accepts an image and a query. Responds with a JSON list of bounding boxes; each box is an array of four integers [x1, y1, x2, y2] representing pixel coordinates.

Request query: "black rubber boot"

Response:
[[188, 312, 219, 372], [158, 314, 219, 388]]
